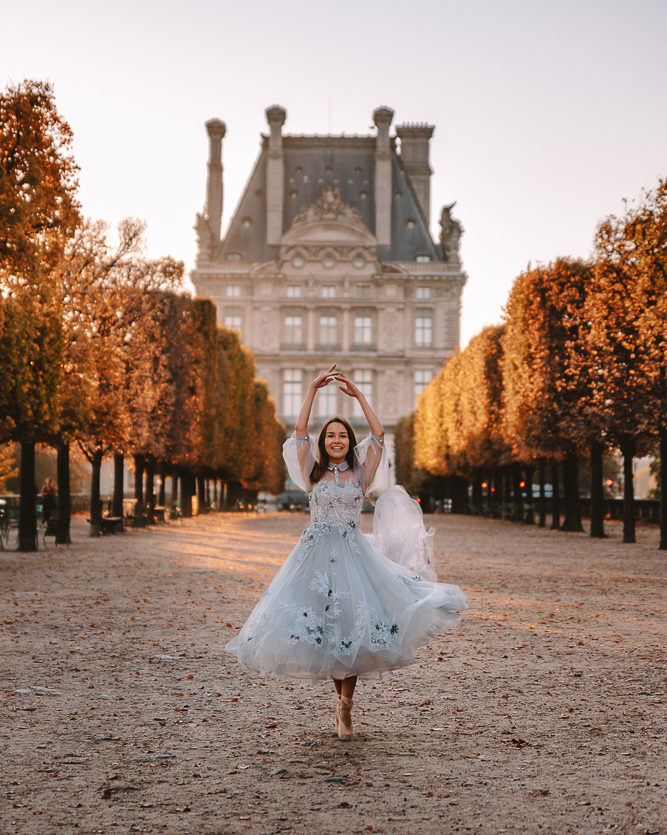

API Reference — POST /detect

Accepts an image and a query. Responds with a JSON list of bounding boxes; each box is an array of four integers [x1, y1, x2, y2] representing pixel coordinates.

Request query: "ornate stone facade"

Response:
[[191, 106, 467, 459]]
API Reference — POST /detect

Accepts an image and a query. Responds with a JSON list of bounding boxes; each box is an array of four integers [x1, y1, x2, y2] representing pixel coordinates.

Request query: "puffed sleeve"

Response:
[[282, 432, 317, 493], [353, 434, 389, 498]]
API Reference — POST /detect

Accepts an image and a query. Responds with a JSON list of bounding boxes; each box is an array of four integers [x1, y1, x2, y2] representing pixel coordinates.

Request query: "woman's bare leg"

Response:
[[341, 676, 357, 699], [332, 676, 357, 698]]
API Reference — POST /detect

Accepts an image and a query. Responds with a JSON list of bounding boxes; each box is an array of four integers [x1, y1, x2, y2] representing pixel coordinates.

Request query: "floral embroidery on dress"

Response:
[[308, 479, 363, 526], [281, 603, 326, 647], [370, 617, 401, 647]]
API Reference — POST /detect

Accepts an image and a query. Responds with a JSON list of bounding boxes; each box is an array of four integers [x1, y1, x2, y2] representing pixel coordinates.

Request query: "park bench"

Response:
[[86, 515, 124, 534], [39, 518, 68, 548], [125, 512, 148, 529], [148, 505, 167, 524], [100, 516, 124, 534]]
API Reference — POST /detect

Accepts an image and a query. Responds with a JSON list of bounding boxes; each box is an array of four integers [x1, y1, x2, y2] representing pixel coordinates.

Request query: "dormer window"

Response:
[[416, 254, 431, 262]]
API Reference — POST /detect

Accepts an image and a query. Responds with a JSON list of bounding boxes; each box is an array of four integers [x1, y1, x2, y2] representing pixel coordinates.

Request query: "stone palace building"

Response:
[[191, 105, 467, 462]]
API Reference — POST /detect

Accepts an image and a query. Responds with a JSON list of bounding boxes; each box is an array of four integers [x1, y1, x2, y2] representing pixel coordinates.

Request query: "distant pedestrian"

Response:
[[41, 478, 57, 523]]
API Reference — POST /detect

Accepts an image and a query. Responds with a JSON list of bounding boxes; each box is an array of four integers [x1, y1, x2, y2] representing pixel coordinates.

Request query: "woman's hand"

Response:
[[309, 364, 337, 391], [334, 372, 362, 400]]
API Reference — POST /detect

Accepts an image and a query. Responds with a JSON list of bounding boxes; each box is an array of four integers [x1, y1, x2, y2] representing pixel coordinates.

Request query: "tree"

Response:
[[245, 381, 286, 496], [590, 179, 667, 546], [413, 361, 452, 478], [0, 80, 81, 549], [456, 326, 509, 508], [62, 220, 184, 533], [393, 414, 427, 496], [502, 259, 594, 533], [0, 80, 80, 276]]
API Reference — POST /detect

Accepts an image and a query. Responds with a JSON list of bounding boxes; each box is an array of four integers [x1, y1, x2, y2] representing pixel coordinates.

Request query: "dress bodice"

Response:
[[309, 479, 363, 526]]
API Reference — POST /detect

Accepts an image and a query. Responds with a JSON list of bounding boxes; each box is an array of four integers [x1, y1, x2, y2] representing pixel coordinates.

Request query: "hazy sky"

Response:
[[3, 0, 666, 346]]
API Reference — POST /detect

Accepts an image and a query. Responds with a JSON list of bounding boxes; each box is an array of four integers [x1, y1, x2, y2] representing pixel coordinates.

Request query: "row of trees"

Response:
[[397, 179, 666, 549], [0, 80, 285, 550]]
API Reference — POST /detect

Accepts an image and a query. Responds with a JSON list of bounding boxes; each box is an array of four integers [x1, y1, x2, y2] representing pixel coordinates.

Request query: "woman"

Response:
[[41, 478, 57, 523], [226, 365, 467, 740]]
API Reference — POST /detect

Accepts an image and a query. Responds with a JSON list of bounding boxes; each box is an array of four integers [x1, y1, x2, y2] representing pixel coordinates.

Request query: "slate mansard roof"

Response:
[[220, 135, 440, 263]]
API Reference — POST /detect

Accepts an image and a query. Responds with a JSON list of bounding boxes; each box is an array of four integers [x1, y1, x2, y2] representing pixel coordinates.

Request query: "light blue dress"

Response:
[[225, 434, 467, 680]]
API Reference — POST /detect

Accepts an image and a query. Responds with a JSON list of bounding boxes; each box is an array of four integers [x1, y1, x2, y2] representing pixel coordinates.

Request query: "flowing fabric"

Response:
[[371, 485, 437, 581], [225, 436, 467, 680]]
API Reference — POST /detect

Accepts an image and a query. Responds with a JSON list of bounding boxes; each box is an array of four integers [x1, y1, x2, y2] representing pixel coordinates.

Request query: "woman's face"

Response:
[[324, 421, 350, 464]]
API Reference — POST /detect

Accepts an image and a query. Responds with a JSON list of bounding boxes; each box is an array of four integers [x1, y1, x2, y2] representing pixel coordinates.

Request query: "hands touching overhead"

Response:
[[309, 365, 362, 400], [298, 364, 384, 440]]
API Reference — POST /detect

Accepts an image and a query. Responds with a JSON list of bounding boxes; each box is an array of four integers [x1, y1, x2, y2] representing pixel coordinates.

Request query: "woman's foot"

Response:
[[336, 696, 353, 740]]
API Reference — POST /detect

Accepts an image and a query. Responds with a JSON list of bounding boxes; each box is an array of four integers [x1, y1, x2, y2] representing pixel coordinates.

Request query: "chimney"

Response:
[[395, 124, 434, 224], [265, 105, 287, 246], [204, 118, 226, 242], [372, 106, 394, 247]]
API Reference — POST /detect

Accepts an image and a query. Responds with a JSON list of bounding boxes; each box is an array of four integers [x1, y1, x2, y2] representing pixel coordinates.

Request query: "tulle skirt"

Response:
[[225, 520, 467, 680]]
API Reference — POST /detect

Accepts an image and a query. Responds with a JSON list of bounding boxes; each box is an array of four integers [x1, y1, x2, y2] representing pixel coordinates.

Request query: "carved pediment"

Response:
[[280, 187, 377, 259], [293, 186, 363, 226]]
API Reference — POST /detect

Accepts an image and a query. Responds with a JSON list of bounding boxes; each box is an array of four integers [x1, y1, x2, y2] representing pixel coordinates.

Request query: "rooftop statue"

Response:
[[439, 202, 463, 263]]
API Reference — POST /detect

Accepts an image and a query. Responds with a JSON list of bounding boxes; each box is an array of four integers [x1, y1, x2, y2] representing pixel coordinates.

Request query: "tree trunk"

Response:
[[89, 450, 103, 537], [660, 425, 666, 551], [538, 459, 547, 528], [493, 467, 503, 516], [550, 461, 561, 530], [56, 442, 71, 545], [451, 476, 468, 514], [171, 470, 179, 509], [158, 463, 166, 506], [620, 436, 636, 544], [561, 451, 583, 532], [226, 480, 242, 512], [523, 464, 535, 525], [512, 463, 523, 522], [181, 471, 193, 518], [18, 441, 37, 551], [145, 455, 155, 508], [589, 440, 606, 539], [471, 471, 482, 511], [197, 474, 206, 512], [462, 477, 471, 514], [134, 453, 145, 507], [112, 453, 124, 518]]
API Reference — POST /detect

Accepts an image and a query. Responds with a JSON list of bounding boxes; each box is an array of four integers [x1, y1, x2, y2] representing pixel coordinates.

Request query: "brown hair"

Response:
[[310, 416, 357, 484]]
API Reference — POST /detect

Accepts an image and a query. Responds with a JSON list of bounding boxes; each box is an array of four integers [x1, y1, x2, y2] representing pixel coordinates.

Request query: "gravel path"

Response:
[[1, 512, 664, 834]]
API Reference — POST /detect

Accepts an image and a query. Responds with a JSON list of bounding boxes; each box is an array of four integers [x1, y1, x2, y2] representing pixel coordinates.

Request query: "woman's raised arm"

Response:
[[333, 372, 384, 440], [295, 364, 337, 437]]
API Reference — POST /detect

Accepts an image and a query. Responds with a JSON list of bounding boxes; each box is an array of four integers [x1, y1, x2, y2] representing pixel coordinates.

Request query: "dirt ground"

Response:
[[1, 510, 664, 834]]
